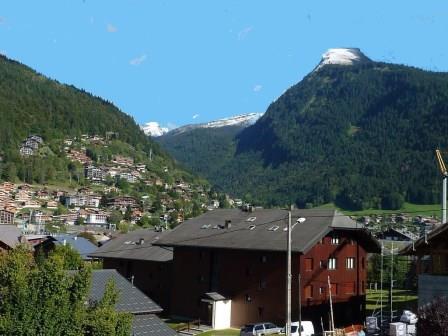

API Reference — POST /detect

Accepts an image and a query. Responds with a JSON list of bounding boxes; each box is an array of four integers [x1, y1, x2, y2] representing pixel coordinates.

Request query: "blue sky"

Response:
[[1, 1, 448, 129]]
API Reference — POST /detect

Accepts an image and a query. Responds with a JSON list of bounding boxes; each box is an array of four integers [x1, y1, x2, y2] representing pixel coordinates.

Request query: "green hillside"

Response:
[[159, 59, 448, 210], [0, 55, 197, 188]]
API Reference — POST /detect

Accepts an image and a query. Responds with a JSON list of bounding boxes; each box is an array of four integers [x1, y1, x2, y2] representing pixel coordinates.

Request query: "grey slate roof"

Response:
[[0, 225, 23, 249], [52, 234, 97, 259], [89, 269, 162, 314], [132, 315, 177, 336], [155, 208, 380, 253], [89, 229, 173, 262], [86, 270, 175, 336]]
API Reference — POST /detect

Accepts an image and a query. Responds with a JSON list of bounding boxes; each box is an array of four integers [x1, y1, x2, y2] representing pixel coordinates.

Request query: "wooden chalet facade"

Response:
[[401, 222, 448, 307], [155, 208, 380, 330]]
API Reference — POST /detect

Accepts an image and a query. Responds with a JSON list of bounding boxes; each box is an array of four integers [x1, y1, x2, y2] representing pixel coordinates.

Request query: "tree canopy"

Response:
[[0, 245, 132, 336]]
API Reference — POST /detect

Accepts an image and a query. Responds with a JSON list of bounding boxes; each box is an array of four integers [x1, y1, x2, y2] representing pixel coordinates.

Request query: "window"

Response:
[[258, 279, 267, 290], [331, 236, 339, 245], [304, 285, 313, 299], [305, 258, 313, 271], [261, 255, 267, 263], [319, 287, 325, 295], [246, 294, 252, 303], [254, 325, 263, 332], [328, 258, 337, 270], [320, 260, 325, 269], [258, 307, 264, 317], [346, 257, 355, 269]]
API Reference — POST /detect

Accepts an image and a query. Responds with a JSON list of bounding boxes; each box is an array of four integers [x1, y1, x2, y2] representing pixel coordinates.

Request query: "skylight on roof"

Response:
[[246, 217, 256, 222], [248, 224, 256, 230], [268, 225, 279, 231]]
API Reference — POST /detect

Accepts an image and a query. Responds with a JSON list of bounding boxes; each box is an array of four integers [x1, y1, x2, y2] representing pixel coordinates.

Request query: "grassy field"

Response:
[[366, 289, 417, 317], [198, 329, 240, 336], [316, 202, 440, 217]]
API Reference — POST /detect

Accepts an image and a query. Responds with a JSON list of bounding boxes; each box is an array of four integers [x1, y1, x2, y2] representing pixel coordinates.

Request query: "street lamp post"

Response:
[[286, 212, 306, 336]]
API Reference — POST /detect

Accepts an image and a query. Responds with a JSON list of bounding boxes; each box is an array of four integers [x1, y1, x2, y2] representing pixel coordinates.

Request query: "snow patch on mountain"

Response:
[[314, 48, 371, 71], [141, 122, 169, 137], [164, 113, 263, 136]]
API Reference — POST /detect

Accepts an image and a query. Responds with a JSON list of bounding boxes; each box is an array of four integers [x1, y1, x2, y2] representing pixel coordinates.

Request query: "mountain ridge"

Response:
[[158, 49, 448, 209]]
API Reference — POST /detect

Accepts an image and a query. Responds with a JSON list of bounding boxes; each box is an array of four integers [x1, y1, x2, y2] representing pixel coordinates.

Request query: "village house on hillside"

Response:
[[89, 229, 173, 311], [154, 208, 380, 330]]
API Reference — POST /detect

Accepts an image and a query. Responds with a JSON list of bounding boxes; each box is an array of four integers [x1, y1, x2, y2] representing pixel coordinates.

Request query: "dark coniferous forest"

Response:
[[159, 61, 448, 210]]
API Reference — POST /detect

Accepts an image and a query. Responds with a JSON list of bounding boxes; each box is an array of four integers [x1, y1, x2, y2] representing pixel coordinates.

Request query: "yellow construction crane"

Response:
[[436, 149, 447, 224]]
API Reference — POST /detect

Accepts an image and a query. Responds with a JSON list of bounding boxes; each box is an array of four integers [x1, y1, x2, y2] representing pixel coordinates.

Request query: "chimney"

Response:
[[225, 220, 232, 229]]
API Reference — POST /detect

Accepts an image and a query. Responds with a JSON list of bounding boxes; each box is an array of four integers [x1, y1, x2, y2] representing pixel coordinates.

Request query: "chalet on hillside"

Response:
[[401, 222, 448, 307], [89, 229, 173, 311], [107, 196, 138, 209], [155, 208, 380, 330], [0, 208, 15, 225]]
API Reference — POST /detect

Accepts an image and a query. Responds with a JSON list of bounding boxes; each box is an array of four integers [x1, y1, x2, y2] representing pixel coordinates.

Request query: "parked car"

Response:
[[281, 321, 315, 336], [240, 322, 282, 336]]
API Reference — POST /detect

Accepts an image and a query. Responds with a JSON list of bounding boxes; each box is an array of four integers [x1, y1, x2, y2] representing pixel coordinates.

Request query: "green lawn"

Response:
[[316, 202, 440, 217], [198, 329, 240, 336], [366, 289, 417, 317]]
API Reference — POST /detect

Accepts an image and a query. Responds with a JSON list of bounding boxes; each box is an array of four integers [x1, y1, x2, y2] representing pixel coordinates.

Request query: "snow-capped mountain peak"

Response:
[[200, 113, 262, 129], [315, 48, 371, 71], [141, 122, 169, 137], [160, 112, 263, 136]]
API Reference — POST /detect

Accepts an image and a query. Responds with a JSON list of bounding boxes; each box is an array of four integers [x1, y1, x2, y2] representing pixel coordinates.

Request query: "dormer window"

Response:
[[331, 236, 339, 245]]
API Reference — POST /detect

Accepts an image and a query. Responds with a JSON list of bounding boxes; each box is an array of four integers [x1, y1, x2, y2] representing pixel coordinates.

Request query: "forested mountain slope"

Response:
[[159, 50, 448, 209]]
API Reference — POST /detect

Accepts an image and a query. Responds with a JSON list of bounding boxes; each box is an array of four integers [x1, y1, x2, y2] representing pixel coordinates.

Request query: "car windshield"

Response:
[[290, 326, 303, 333], [242, 325, 254, 332]]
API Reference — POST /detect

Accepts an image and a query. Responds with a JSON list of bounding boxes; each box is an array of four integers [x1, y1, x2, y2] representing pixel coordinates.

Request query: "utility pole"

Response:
[[298, 273, 302, 336], [380, 243, 384, 333], [286, 211, 292, 336], [328, 276, 334, 332], [390, 241, 394, 322]]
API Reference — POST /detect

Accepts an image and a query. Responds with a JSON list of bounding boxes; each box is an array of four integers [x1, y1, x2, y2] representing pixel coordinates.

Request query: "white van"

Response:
[[282, 321, 315, 336]]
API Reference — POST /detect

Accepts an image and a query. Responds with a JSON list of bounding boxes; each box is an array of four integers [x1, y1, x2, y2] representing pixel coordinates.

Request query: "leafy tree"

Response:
[[0, 245, 132, 336], [418, 297, 448, 335], [50, 245, 83, 270], [109, 210, 123, 225]]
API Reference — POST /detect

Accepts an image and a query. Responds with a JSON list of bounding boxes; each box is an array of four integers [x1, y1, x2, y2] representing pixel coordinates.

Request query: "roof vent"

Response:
[[138, 238, 145, 245], [246, 217, 256, 222], [248, 224, 256, 230], [268, 225, 279, 231], [201, 224, 212, 229]]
